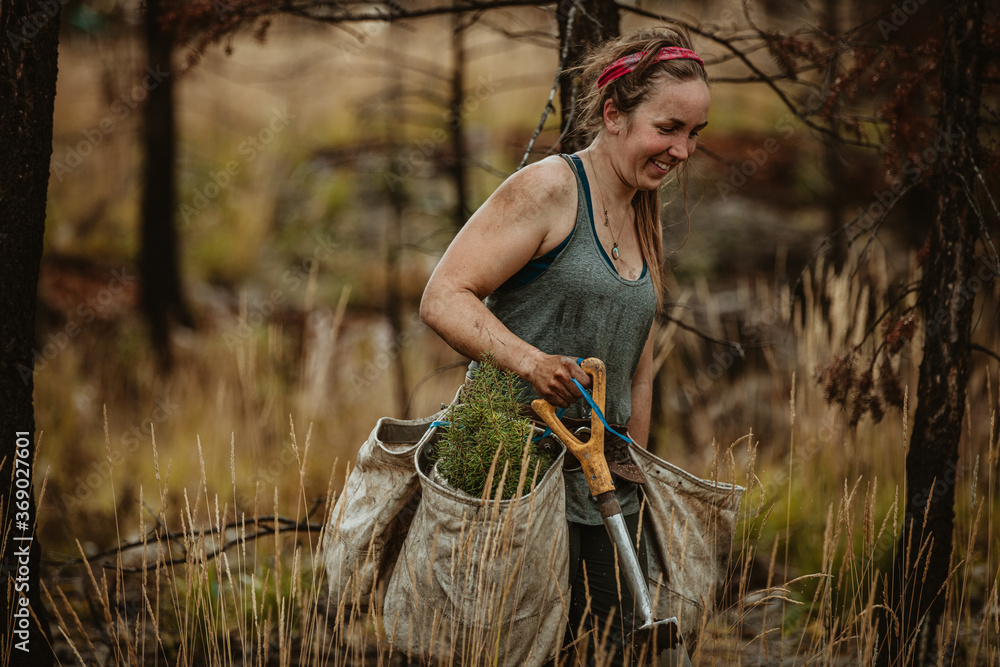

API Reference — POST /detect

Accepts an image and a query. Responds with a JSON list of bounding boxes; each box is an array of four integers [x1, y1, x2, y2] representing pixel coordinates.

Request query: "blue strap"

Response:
[[571, 377, 634, 444], [534, 358, 633, 445], [533, 406, 566, 442], [430, 420, 466, 429]]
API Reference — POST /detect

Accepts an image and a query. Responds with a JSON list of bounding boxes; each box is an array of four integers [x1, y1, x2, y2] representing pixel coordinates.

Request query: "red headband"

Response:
[[597, 47, 705, 88]]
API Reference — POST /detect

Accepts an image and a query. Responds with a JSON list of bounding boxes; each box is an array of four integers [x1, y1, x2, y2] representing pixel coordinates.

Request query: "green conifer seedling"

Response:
[[430, 354, 555, 500]]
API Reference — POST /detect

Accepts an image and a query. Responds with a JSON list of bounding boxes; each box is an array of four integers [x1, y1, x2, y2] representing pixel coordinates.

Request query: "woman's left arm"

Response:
[[627, 324, 655, 450]]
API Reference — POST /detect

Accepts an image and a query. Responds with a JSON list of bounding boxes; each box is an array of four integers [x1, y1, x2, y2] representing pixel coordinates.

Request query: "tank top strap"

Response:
[[560, 153, 646, 280], [559, 154, 607, 263]]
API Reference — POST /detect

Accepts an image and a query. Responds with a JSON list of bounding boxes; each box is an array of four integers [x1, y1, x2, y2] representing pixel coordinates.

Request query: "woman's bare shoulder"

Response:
[[486, 155, 577, 214], [425, 155, 577, 299]]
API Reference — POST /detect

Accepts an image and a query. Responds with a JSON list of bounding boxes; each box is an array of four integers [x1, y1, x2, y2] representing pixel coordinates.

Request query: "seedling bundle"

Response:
[[429, 355, 555, 500]]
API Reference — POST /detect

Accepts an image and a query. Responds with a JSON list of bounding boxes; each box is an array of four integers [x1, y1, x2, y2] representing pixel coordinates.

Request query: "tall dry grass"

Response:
[[661, 249, 1000, 666], [37, 245, 1000, 665]]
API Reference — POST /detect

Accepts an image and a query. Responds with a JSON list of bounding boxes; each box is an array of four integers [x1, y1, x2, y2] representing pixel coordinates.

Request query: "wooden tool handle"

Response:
[[531, 357, 614, 496]]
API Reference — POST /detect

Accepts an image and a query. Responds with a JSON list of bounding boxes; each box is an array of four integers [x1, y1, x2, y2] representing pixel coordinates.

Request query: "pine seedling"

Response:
[[431, 354, 555, 500]]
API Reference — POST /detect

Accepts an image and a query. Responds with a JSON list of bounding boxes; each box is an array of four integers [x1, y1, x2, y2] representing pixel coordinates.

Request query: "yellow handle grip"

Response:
[[531, 357, 614, 496]]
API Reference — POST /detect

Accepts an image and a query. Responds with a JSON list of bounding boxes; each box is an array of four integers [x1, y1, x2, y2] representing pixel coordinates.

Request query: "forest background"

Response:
[[4, 0, 1000, 664]]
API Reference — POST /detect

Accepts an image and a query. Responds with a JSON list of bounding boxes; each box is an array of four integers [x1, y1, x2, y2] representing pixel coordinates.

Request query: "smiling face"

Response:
[[605, 76, 711, 190]]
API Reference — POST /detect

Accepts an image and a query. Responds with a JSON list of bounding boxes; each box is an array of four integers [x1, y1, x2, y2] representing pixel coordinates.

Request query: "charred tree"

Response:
[[386, 181, 410, 417], [557, 0, 619, 152], [877, 0, 986, 663], [819, 0, 849, 262], [140, 0, 193, 370], [386, 22, 411, 418], [449, 8, 470, 226], [0, 0, 60, 663]]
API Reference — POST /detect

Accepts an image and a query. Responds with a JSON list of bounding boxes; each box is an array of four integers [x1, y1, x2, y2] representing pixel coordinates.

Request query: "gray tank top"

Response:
[[472, 154, 657, 524], [477, 153, 657, 424]]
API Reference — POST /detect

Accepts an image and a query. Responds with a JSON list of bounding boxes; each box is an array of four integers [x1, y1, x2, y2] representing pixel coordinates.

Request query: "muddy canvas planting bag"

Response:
[[323, 411, 445, 608], [324, 401, 739, 661], [630, 444, 744, 648], [383, 435, 570, 667]]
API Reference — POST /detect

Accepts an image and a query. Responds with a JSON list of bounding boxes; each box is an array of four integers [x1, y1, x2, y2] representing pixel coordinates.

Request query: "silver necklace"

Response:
[[588, 154, 627, 261], [601, 203, 623, 260]]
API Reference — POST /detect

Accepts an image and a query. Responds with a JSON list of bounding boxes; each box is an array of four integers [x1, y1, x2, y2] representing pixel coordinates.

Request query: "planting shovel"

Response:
[[532, 357, 692, 667]]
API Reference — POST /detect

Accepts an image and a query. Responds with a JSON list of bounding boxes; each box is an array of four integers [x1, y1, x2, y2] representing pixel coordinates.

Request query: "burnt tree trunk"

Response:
[[140, 0, 192, 369], [0, 1, 60, 664], [557, 0, 620, 153], [878, 0, 985, 663], [387, 183, 410, 417], [387, 22, 411, 418], [448, 7, 469, 227], [820, 0, 849, 263]]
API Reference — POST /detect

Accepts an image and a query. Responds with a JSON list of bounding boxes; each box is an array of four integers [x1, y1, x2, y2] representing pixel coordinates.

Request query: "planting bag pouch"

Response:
[[630, 444, 744, 649], [383, 435, 570, 667], [323, 410, 446, 609]]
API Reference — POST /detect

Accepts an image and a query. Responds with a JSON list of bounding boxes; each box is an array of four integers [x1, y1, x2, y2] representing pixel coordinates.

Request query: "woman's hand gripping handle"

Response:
[[531, 357, 615, 497]]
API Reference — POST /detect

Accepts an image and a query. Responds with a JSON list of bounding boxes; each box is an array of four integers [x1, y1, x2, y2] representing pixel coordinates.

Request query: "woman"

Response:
[[420, 26, 710, 664]]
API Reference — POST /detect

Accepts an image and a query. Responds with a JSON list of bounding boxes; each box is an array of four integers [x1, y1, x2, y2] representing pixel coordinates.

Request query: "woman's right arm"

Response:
[[419, 157, 591, 408]]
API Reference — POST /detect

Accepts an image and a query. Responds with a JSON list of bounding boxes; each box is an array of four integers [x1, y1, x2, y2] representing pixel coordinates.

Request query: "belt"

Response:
[[520, 406, 648, 485]]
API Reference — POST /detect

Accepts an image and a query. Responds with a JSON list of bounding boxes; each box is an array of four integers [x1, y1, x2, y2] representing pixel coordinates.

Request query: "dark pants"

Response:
[[564, 513, 648, 667]]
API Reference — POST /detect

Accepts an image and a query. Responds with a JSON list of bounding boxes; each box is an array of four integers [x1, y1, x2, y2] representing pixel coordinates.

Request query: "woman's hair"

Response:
[[575, 26, 707, 309]]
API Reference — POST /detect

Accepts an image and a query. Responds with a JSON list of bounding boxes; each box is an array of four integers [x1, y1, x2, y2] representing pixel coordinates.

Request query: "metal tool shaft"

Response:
[[603, 511, 655, 626]]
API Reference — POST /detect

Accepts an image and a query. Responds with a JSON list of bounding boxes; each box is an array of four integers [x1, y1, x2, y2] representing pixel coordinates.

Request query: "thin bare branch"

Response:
[[519, 2, 575, 170], [53, 500, 326, 573], [694, 144, 735, 168], [971, 342, 1000, 365], [404, 360, 473, 416], [962, 157, 1000, 267], [464, 157, 511, 179], [659, 312, 747, 358], [710, 62, 826, 83], [289, 0, 555, 24], [350, 43, 452, 81], [615, 3, 879, 149], [479, 17, 558, 48]]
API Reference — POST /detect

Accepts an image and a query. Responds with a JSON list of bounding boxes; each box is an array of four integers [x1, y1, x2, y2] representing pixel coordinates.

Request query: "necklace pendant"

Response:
[[612, 243, 619, 260]]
